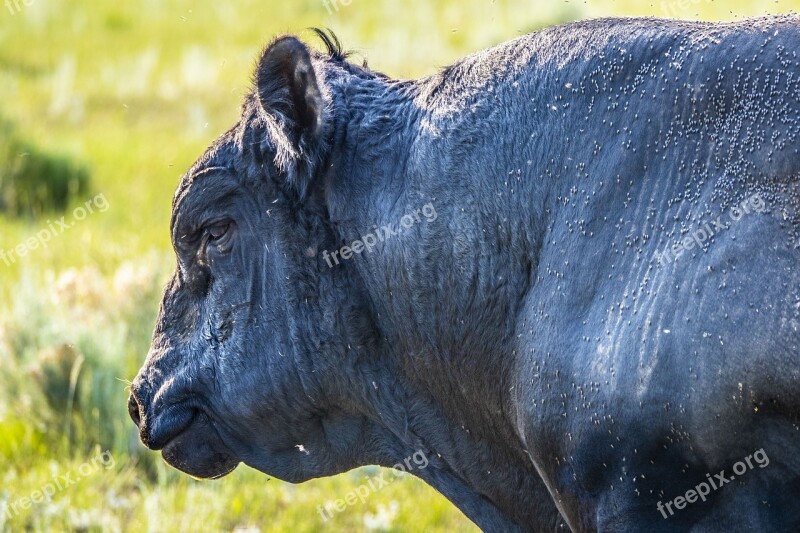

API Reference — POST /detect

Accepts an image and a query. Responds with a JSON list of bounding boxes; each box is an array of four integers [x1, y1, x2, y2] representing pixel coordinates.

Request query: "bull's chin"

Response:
[[161, 415, 240, 479]]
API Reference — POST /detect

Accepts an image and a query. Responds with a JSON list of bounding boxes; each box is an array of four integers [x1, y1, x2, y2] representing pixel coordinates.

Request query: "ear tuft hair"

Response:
[[308, 28, 350, 62]]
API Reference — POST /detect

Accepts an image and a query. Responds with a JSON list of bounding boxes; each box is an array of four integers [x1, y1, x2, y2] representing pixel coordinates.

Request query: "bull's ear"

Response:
[[255, 36, 325, 152]]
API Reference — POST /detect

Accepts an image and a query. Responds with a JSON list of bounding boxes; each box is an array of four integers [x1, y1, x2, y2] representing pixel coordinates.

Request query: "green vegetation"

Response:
[[1, 0, 798, 531], [0, 119, 89, 217]]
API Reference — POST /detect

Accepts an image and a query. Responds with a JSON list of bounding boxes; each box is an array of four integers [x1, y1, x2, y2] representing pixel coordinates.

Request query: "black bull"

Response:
[[129, 16, 800, 531]]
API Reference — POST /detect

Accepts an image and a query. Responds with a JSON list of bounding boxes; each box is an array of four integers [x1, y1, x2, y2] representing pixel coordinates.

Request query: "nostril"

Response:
[[128, 393, 141, 427]]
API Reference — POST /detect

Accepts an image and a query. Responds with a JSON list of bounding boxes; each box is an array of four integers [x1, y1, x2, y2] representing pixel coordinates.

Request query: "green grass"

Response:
[[0, 118, 90, 217], [1, 1, 799, 531]]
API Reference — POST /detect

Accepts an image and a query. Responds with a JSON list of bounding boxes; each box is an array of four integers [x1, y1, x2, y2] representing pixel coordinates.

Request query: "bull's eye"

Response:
[[208, 224, 229, 241], [204, 221, 234, 254]]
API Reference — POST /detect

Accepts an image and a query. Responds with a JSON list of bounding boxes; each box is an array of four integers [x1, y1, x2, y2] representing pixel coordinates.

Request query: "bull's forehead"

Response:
[[176, 131, 240, 198], [169, 134, 241, 249]]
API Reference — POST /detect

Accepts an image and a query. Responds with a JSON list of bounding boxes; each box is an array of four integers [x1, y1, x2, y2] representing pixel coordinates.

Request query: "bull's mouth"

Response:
[[148, 408, 240, 479], [143, 404, 196, 450]]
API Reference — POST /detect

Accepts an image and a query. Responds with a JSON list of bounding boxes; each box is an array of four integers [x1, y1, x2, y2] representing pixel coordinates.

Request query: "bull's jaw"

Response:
[[235, 412, 383, 483], [160, 413, 240, 479]]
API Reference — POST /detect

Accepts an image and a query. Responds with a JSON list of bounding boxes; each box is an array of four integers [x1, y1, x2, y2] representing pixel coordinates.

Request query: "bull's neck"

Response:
[[320, 71, 561, 529], [326, 72, 551, 453]]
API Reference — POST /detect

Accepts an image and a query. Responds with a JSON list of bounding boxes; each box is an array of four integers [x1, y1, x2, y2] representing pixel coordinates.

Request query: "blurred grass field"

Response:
[[1, 1, 798, 531]]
